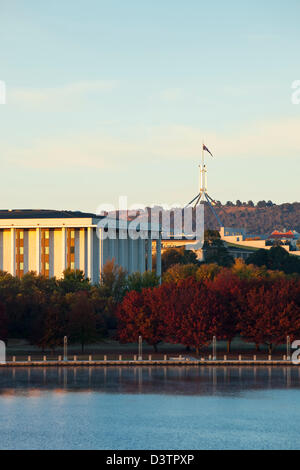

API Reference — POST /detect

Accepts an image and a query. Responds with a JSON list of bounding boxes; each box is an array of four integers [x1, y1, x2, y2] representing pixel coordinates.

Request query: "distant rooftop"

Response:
[[0, 209, 102, 219]]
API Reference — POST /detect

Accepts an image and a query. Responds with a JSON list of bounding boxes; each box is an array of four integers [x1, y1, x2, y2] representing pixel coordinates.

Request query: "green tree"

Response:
[[66, 291, 98, 352], [246, 246, 300, 275], [163, 263, 199, 283], [58, 269, 90, 294], [127, 271, 159, 292], [100, 260, 127, 302], [160, 247, 198, 272], [40, 292, 68, 351], [202, 230, 234, 267]]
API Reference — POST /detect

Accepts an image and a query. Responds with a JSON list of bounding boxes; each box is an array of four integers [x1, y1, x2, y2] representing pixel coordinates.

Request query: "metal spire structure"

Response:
[[186, 142, 223, 227]]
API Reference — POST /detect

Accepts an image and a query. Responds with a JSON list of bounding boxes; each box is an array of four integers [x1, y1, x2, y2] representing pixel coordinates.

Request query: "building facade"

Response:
[[0, 210, 162, 283]]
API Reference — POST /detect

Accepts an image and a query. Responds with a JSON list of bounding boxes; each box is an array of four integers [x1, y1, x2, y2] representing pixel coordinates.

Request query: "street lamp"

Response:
[[138, 336, 143, 361], [287, 336, 291, 361], [64, 336, 68, 361], [213, 336, 217, 361]]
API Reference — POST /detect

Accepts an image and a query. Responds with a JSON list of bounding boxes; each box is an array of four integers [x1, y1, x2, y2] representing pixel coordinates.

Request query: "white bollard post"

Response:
[[28, 356, 31, 362], [164, 355, 167, 361], [148, 355, 152, 361], [43, 355, 47, 362], [224, 355, 227, 361], [73, 355, 77, 361], [12, 356, 16, 362], [239, 355, 242, 361], [119, 355, 122, 361], [89, 355, 92, 362], [253, 355, 256, 361], [104, 355, 107, 361]]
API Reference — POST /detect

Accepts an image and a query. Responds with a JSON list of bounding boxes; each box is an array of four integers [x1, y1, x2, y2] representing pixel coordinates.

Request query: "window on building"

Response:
[[70, 246, 75, 254], [45, 262, 49, 270], [20, 262, 24, 271], [45, 246, 49, 255], [70, 262, 75, 270], [20, 247, 24, 255], [71, 230, 75, 238], [20, 231, 24, 240], [45, 231, 49, 239]]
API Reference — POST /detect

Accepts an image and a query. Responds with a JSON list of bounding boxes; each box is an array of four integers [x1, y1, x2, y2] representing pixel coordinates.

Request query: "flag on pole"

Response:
[[203, 144, 214, 157]]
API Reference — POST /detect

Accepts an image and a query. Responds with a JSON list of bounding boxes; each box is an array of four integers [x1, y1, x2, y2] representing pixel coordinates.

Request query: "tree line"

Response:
[[0, 240, 299, 353], [0, 262, 159, 351], [203, 201, 300, 234], [118, 266, 300, 354]]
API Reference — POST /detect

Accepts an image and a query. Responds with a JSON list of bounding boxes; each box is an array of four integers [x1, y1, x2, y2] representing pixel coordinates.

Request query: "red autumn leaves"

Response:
[[117, 274, 300, 354]]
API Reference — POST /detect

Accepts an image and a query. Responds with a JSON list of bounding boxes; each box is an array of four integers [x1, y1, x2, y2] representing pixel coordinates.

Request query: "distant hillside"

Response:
[[121, 201, 300, 237], [204, 202, 300, 235]]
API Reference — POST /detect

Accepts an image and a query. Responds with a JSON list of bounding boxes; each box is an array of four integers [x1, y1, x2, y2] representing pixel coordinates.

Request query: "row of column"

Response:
[[9, 227, 162, 282]]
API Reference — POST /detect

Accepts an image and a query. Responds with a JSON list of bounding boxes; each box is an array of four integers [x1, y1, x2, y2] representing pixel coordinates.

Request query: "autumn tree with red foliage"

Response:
[[208, 271, 246, 352], [117, 288, 166, 351], [238, 280, 300, 353]]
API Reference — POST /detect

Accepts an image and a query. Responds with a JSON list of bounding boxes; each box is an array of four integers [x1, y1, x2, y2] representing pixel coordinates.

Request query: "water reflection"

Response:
[[0, 366, 299, 397]]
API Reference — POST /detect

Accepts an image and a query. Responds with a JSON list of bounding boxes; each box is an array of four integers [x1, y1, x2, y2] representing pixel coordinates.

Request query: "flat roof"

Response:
[[0, 209, 101, 219]]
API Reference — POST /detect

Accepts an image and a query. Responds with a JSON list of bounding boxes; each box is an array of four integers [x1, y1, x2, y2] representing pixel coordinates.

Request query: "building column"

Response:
[[156, 234, 162, 282], [147, 236, 153, 272], [119, 235, 127, 269], [87, 227, 94, 283], [10, 228, 16, 276], [62, 227, 66, 275], [128, 238, 134, 274], [36, 227, 41, 275], [109, 238, 115, 261], [79, 228, 86, 274], [99, 228, 103, 283], [139, 238, 146, 273]]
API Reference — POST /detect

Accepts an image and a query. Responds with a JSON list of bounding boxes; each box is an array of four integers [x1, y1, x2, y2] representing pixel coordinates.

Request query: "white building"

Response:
[[0, 210, 162, 283]]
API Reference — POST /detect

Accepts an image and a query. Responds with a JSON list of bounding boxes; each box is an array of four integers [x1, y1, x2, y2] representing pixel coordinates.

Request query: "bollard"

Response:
[[73, 355, 77, 361], [28, 356, 31, 362], [253, 355, 256, 361], [283, 355, 286, 361], [104, 355, 107, 361], [58, 355, 62, 362], [164, 355, 167, 361], [179, 355, 183, 361], [119, 355, 122, 361], [89, 355, 92, 362], [134, 355, 137, 361], [239, 355, 242, 361], [268, 355, 272, 361], [224, 355, 227, 361], [201, 357, 205, 362], [148, 355, 152, 361], [209, 355, 212, 360], [43, 356, 47, 362], [12, 356, 16, 362]]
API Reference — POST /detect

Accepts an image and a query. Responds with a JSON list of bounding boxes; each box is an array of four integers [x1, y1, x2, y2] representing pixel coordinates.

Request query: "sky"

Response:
[[0, 0, 299, 213]]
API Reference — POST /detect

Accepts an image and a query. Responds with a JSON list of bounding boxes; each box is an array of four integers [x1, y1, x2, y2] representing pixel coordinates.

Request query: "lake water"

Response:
[[0, 366, 299, 450]]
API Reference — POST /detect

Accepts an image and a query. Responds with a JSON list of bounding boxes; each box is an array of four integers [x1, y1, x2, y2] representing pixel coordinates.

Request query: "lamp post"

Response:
[[138, 336, 143, 361], [213, 336, 217, 361], [64, 336, 68, 361], [287, 336, 291, 361]]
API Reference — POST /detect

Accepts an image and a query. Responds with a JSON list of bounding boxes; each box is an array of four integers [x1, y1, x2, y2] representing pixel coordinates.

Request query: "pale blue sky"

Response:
[[0, 0, 299, 212]]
